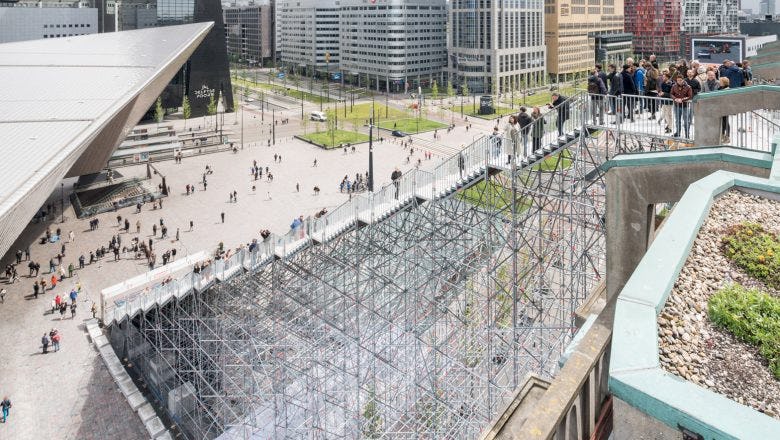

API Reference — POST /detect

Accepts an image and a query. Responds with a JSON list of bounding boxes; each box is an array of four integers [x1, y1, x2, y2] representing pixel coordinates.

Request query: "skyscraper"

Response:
[[223, 3, 275, 67], [339, 0, 447, 93], [448, 0, 546, 94], [681, 0, 740, 35], [625, 0, 681, 59]]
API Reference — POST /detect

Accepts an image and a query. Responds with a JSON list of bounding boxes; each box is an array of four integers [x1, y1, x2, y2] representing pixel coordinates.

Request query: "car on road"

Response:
[[310, 111, 327, 122], [391, 130, 406, 137]]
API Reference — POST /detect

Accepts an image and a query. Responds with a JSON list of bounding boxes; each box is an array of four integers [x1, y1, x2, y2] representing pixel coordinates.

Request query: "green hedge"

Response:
[[708, 284, 780, 379]]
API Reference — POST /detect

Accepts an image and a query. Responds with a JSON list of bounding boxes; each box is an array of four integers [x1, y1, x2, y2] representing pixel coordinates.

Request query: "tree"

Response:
[[446, 81, 455, 100], [182, 95, 191, 128], [154, 97, 165, 123], [461, 82, 469, 99], [301, 117, 309, 135], [431, 80, 439, 102], [362, 388, 382, 438], [207, 93, 217, 116]]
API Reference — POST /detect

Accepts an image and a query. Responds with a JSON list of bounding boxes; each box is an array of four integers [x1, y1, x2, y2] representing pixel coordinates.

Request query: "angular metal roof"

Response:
[[0, 22, 213, 258]]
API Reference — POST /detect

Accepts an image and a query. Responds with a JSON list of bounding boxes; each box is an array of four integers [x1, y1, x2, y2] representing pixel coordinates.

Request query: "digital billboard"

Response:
[[692, 38, 744, 65]]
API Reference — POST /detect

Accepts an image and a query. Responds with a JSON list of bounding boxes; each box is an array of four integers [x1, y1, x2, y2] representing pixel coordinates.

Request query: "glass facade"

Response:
[[97, 0, 234, 117]]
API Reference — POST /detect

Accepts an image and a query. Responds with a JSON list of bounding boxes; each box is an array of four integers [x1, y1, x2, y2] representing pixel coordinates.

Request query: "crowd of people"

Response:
[[586, 56, 753, 142]]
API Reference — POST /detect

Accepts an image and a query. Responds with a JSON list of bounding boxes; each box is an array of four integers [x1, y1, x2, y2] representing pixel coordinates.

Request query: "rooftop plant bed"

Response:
[[657, 190, 780, 419]]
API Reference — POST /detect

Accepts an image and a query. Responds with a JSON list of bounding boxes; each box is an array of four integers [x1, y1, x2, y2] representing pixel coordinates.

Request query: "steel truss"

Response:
[[109, 98, 613, 439]]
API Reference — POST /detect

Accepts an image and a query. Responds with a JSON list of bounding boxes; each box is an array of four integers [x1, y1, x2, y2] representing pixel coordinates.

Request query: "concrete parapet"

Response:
[[692, 85, 780, 147], [609, 169, 780, 439]]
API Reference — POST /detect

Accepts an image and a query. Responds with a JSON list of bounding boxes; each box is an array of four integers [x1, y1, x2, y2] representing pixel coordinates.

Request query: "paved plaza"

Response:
[[0, 98, 494, 438]]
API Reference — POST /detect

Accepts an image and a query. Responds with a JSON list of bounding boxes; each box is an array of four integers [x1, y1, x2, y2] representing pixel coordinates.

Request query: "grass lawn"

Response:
[[531, 149, 574, 171], [299, 130, 370, 149], [464, 105, 519, 119], [457, 180, 531, 213], [234, 78, 335, 105], [513, 85, 580, 107], [377, 118, 447, 133]]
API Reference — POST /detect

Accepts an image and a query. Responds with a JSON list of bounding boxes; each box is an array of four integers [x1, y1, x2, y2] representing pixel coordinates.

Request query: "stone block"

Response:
[[126, 390, 146, 411], [137, 403, 156, 423], [145, 416, 166, 438]]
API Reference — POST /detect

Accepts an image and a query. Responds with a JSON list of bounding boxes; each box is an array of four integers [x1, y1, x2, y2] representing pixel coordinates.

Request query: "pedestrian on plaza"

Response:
[[33, 282, 39, 299], [68, 230, 75, 243], [50, 274, 57, 290], [40, 278, 46, 291], [70, 302, 77, 319], [1, 397, 11, 423], [51, 328, 61, 349], [59, 302, 67, 320], [41, 334, 50, 354], [233, 190, 237, 203], [69, 289, 77, 304], [91, 302, 97, 319], [189, 220, 194, 232], [124, 219, 130, 233], [175, 228, 180, 241], [221, 212, 225, 223], [296, 183, 300, 193], [68, 263, 74, 278], [152, 224, 157, 236], [313, 159, 317, 167], [49, 258, 55, 274]]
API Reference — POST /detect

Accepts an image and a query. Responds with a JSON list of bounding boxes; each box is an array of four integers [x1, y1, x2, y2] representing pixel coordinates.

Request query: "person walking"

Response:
[[59, 302, 67, 320], [70, 301, 77, 319], [175, 228, 180, 241], [718, 76, 731, 143], [549, 93, 569, 136], [517, 107, 533, 157], [91, 302, 97, 319], [530, 107, 545, 154], [51, 329, 61, 351], [221, 212, 225, 223], [136, 220, 141, 234], [68, 230, 74, 243], [658, 72, 674, 134], [41, 333, 50, 354], [503, 115, 520, 165], [587, 70, 607, 125], [189, 220, 194, 232], [1, 396, 11, 423], [50, 274, 57, 290]]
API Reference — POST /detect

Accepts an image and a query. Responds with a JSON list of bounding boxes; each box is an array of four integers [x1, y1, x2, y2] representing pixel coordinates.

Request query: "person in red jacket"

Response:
[[670, 75, 692, 138]]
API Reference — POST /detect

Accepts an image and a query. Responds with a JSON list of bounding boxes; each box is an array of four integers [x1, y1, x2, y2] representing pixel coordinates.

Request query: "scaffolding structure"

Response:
[[109, 94, 614, 439]]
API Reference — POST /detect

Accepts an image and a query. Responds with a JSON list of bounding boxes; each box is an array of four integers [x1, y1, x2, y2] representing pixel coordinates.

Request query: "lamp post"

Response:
[[368, 107, 374, 192], [60, 182, 64, 223], [272, 108, 276, 145]]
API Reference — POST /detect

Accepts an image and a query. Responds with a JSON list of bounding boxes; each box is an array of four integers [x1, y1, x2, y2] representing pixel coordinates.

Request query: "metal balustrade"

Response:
[[105, 88, 780, 326]]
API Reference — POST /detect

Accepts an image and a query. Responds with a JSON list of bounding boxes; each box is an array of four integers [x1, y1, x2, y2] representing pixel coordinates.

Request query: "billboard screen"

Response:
[[692, 38, 744, 65]]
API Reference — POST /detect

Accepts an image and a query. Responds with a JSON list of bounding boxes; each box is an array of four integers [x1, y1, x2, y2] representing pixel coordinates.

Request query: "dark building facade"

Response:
[[96, 0, 234, 117]]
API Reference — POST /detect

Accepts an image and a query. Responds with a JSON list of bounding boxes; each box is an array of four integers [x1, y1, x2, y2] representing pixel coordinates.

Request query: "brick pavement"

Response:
[[0, 109, 491, 439]]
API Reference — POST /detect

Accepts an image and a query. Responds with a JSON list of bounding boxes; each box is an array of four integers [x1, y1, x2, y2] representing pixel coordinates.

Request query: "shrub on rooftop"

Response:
[[721, 222, 780, 290], [708, 284, 780, 380]]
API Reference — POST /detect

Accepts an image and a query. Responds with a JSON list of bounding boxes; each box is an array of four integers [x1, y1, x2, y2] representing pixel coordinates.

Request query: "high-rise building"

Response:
[[448, 0, 546, 94], [223, 3, 275, 66], [759, 0, 776, 16], [0, 0, 97, 44], [544, 0, 625, 80], [95, 0, 234, 116], [625, 0, 681, 58], [339, 0, 447, 93], [682, 0, 740, 35], [275, 0, 339, 75]]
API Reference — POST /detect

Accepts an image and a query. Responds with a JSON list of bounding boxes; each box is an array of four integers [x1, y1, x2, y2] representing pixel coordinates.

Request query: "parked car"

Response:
[[310, 111, 327, 122]]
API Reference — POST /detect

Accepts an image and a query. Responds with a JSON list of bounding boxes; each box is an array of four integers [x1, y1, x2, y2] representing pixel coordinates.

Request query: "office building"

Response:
[[594, 32, 633, 65], [625, 0, 681, 58], [95, 0, 234, 117], [223, 3, 275, 66], [276, 0, 339, 75], [545, 0, 625, 80], [448, 0, 546, 94], [0, 0, 97, 43], [339, 0, 447, 93]]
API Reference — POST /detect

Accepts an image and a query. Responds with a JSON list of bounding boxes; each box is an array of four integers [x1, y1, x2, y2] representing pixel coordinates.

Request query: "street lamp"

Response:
[[368, 107, 374, 192]]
